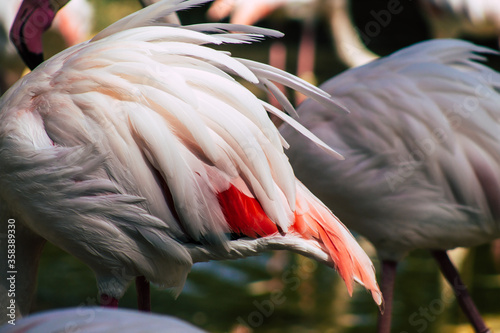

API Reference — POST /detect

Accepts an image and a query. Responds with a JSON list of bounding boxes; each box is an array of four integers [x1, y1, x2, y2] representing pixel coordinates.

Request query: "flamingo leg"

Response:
[[100, 294, 118, 308], [268, 41, 287, 111], [295, 18, 316, 105], [431, 250, 491, 333], [136, 275, 151, 312], [490, 239, 500, 272], [377, 260, 397, 333]]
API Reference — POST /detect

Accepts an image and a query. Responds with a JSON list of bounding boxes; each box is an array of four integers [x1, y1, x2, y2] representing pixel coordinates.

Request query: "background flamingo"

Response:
[[1, 0, 382, 324], [281, 38, 500, 333], [336, 0, 500, 68], [419, 0, 500, 42], [206, 0, 500, 73], [1, 307, 206, 332]]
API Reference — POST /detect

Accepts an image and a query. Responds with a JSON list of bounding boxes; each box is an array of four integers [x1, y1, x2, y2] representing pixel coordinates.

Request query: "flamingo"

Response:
[[419, 0, 500, 43], [207, 0, 500, 71], [0, 307, 206, 332], [280, 39, 500, 333], [332, 0, 500, 68], [330, 0, 500, 68], [0, 0, 383, 323], [0, 0, 93, 93]]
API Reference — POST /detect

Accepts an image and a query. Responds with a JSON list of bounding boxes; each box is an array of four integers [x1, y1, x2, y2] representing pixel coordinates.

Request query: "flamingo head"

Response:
[[10, 0, 69, 70]]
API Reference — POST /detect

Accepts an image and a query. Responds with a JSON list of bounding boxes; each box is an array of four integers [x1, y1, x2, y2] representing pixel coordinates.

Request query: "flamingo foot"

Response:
[[431, 250, 490, 333], [100, 294, 118, 308], [136, 276, 151, 312]]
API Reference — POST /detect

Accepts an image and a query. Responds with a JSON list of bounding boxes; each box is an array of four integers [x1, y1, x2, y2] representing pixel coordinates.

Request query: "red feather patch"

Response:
[[217, 184, 278, 238]]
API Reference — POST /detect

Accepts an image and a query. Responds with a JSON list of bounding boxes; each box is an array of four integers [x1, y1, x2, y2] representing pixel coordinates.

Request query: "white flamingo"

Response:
[[0, 307, 205, 332], [281, 39, 499, 333], [0, 0, 382, 323]]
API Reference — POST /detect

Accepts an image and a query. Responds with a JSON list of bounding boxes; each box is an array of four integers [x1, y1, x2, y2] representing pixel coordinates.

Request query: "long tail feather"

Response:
[[292, 182, 383, 308]]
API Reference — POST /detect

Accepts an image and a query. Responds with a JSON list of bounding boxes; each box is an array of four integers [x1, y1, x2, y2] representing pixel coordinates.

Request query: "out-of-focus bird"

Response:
[[208, 0, 288, 25], [328, 0, 378, 68], [419, 0, 500, 42], [0, 0, 382, 324], [334, 0, 500, 68], [0, 307, 206, 333], [207, 0, 321, 104], [281, 39, 499, 333], [206, 0, 378, 101], [208, 0, 500, 71], [0, 0, 93, 92]]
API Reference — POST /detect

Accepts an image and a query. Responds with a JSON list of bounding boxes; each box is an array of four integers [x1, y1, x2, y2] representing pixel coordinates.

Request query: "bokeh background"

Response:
[[13, 0, 500, 332]]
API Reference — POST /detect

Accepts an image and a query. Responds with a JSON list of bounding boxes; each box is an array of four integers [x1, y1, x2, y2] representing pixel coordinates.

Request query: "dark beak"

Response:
[[10, 0, 56, 70]]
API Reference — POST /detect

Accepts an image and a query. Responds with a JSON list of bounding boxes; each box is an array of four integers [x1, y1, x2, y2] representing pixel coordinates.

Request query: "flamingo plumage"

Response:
[[0, 307, 206, 332], [0, 0, 382, 323], [281, 39, 500, 333]]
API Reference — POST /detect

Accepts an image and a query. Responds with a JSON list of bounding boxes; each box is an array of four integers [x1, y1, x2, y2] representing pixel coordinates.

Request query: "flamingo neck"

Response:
[[329, 0, 378, 68]]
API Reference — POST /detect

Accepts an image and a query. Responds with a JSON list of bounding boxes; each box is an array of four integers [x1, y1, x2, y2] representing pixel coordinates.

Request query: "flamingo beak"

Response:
[[10, 0, 56, 70]]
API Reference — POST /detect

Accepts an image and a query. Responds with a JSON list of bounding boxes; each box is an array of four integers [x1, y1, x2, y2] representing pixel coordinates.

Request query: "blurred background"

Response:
[[5, 0, 500, 332]]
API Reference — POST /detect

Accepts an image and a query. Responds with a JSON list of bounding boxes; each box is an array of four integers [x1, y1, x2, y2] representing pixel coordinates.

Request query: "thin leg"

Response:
[[100, 294, 118, 308], [377, 260, 397, 333], [268, 41, 287, 109], [295, 17, 316, 105], [136, 276, 151, 312], [431, 250, 491, 333], [490, 239, 500, 272]]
